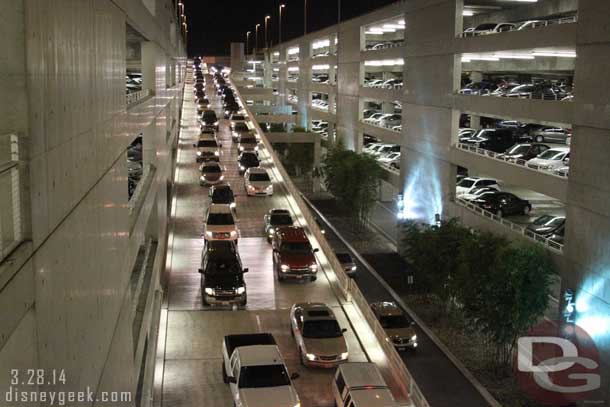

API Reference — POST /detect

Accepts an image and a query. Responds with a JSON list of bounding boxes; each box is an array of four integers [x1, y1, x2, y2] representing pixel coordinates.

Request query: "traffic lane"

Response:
[[318, 223, 491, 407]]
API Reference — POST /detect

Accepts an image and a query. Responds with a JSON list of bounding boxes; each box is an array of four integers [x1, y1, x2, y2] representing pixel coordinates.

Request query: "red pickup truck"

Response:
[[272, 226, 319, 282]]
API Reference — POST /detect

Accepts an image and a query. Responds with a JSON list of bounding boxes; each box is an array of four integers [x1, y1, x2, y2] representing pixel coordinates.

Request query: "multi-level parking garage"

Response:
[[245, 0, 610, 400]]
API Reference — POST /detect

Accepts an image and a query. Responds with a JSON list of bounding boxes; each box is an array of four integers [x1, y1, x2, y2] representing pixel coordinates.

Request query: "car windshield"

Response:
[[532, 216, 564, 227], [238, 365, 291, 388], [205, 260, 240, 274], [506, 145, 529, 155], [240, 137, 257, 144], [234, 124, 248, 131], [335, 253, 353, 263], [203, 166, 221, 173], [379, 315, 411, 329], [302, 320, 343, 339], [207, 213, 234, 225], [241, 155, 259, 164], [203, 112, 217, 120], [538, 150, 565, 160], [198, 140, 217, 147], [212, 189, 233, 202], [232, 116, 245, 120], [281, 242, 311, 254], [270, 214, 293, 225], [249, 173, 270, 182], [510, 85, 534, 93], [476, 23, 498, 30], [457, 179, 475, 188]]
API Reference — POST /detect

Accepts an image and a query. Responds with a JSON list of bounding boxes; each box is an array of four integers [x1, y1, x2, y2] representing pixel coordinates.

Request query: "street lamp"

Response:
[[246, 31, 251, 55], [255, 23, 261, 54], [279, 4, 285, 44], [265, 15, 271, 48]]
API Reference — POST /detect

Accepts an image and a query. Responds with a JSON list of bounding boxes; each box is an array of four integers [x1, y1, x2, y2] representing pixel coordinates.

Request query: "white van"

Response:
[[332, 362, 399, 407]]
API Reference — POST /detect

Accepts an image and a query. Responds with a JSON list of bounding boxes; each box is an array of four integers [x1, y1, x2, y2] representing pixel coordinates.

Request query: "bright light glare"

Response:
[[287, 47, 299, 55], [462, 10, 474, 16], [364, 59, 404, 66], [312, 64, 330, 70]]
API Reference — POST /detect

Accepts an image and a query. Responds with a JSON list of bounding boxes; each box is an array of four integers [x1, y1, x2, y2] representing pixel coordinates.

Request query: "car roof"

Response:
[[295, 303, 336, 321], [371, 301, 404, 316], [276, 226, 308, 242], [545, 147, 570, 153], [337, 362, 388, 389], [350, 388, 397, 407], [202, 162, 221, 168], [208, 204, 233, 214], [246, 167, 268, 175], [212, 184, 232, 191], [269, 208, 291, 215], [236, 345, 285, 367]]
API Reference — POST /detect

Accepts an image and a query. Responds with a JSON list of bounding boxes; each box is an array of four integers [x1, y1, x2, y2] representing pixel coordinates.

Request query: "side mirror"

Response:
[[198, 268, 204, 274], [342, 328, 348, 333], [313, 248, 319, 253], [243, 268, 249, 273], [228, 376, 237, 383], [290, 373, 300, 380]]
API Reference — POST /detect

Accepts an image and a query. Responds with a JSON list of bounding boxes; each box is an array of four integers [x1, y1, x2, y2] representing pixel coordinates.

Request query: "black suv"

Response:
[[467, 128, 527, 153], [238, 152, 260, 174], [209, 184, 236, 209], [200, 110, 219, 130], [475, 192, 531, 217], [198, 240, 248, 306]]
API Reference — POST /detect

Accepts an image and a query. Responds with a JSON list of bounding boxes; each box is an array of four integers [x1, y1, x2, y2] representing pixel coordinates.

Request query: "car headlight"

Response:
[[229, 202, 236, 209], [204, 288, 215, 296], [202, 122, 207, 126], [254, 146, 259, 151], [310, 264, 318, 271], [247, 185, 256, 191], [265, 185, 273, 191], [219, 176, 224, 181], [236, 286, 246, 295], [239, 146, 244, 151], [214, 121, 219, 125], [239, 165, 245, 170], [351, 266, 357, 271], [196, 151, 202, 156], [268, 227, 275, 235], [205, 231, 213, 237], [225, 110, 229, 115], [230, 231, 237, 237], [200, 176, 205, 181], [280, 264, 290, 272], [214, 151, 220, 156], [306, 353, 316, 361], [340, 352, 349, 360], [411, 335, 417, 341]]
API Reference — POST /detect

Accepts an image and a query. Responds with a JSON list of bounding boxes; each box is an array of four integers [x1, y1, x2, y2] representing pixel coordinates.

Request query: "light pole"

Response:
[[265, 15, 271, 49], [246, 31, 251, 55], [279, 4, 285, 44], [304, 0, 307, 35], [255, 23, 261, 54]]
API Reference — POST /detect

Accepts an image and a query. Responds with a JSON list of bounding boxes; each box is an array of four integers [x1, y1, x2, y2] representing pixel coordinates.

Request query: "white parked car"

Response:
[[378, 114, 402, 128], [460, 187, 499, 202], [456, 177, 500, 197], [526, 147, 570, 171], [244, 167, 273, 196], [370, 144, 399, 158], [204, 204, 239, 241], [378, 152, 401, 167], [363, 113, 389, 125]]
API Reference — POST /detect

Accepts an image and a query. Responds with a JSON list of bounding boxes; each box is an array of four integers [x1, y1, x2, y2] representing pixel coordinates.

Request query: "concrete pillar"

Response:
[[142, 41, 165, 93], [382, 102, 393, 114]]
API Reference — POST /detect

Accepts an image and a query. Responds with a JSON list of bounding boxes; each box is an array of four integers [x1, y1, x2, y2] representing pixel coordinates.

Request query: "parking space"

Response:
[[158, 65, 405, 407]]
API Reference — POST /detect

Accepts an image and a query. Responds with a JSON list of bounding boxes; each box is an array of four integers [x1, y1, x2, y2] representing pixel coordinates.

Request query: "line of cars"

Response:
[[194, 63, 415, 407], [364, 40, 404, 50], [363, 110, 402, 131], [462, 15, 577, 37], [364, 78, 404, 90], [458, 121, 571, 176], [459, 79, 572, 101], [363, 142, 401, 170]]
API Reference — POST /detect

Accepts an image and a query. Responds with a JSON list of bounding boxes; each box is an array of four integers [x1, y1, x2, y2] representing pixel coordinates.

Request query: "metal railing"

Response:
[[126, 89, 152, 106], [454, 197, 564, 252], [361, 120, 402, 133], [128, 163, 157, 217], [0, 134, 23, 263], [460, 15, 577, 38], [456, 143, 569, 178], [365, 41, 404, 50], [364, 83, 404, 90], [458, 88, 573, 101]]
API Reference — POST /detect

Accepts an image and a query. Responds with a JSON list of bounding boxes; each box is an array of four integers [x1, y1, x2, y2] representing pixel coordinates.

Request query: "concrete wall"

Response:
[[0, 0, 185, 405]]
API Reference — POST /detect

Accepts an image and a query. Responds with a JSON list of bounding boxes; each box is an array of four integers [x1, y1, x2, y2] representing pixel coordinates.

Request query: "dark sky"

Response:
[[184, 0, 397, 56]]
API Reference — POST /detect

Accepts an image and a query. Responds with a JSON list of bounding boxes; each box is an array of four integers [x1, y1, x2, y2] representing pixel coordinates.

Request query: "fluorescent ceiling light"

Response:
[[462, 10, 474, 16], [397, 19, 405, 25], [273, 52, 280, 56], [287, 47, 299, 55], [364, 59, 404, 66], [287, 67, 299, 72], [366, 30, 384, 35], [273, 68, 279, 72], [532, 51, 576, 58], [312, 64, 330, 70], [383, 24, 403, 30], [497, 53, 535, 59]]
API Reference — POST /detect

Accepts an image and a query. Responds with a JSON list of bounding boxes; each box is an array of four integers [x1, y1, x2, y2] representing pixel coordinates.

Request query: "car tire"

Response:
[[496, 209, 503, 218], [535, 135, 544, 143], [240, 296, 247, 307], [202, 296, 209, 306], [222, 362, 228, 384], [523, 205, 531, 215]]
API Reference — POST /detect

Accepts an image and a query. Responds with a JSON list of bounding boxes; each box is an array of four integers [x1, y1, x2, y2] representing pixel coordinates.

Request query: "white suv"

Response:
[[204, 204, 239, 241]]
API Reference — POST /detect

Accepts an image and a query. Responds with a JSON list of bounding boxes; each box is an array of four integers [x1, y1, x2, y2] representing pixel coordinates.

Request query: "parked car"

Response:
[[204, 204, 239, 241], [363, 113, 390, 125], [222, 333, 300, 407], [199, 162, 224, 186], [530, 127, 571, 144], [378, 152, 401, 168], [370, 302, 417, 351], [232, 122, 250, 142], [264, 209, 294, 242], [505, 83, 568, 100], [332, 362, 399, 407], [467, 128, 525, 153], [456, 177, 500, 197], [460, 187, 500, 202], [378, 114, 402, 128], [459, 81, 497, 95], [272, 226, 319, 282], [370, 144, 399, 158], [238, 132, 259, 153], [498, 143, 550, 161], [194, 135, 221, 162], [526, 215, 566, 237], [548, 224, 565, 244], [209, 184, 236, 210], [290, 303, 349, 368], [474, 191, 532, 217], [237, 151, 260, 174], [335, 252, 357, 276], [200, 109, 219, 130], [465, 22, 516, 35], [244, 167, 273, 196], [199, 240, 248, 306], [526, 147, 570, 171]]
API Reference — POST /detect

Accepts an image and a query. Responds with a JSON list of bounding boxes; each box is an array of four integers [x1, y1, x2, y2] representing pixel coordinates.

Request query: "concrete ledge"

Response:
[[361, 122, 402, 144], [360, 86, 404, 103]]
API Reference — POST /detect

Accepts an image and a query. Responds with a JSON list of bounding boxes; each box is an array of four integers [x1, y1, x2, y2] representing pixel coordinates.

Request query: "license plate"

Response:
[[397, 346, 406, 351], [295, 275, 303, 279]]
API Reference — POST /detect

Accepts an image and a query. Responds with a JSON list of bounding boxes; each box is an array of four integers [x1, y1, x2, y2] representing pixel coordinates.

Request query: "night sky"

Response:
[[184, 0, 397, 56]]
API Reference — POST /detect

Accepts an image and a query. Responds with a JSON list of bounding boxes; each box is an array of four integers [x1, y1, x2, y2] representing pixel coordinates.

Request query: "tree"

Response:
[[322, 144, 383, 228], [286, 143, 314, 177]]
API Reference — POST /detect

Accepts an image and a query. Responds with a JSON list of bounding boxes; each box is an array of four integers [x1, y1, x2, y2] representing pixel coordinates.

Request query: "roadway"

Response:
[[154, 65, 409, 407]]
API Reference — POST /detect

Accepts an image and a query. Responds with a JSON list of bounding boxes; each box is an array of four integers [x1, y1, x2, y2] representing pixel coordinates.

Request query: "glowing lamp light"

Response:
[[462, 10, 474, 16]]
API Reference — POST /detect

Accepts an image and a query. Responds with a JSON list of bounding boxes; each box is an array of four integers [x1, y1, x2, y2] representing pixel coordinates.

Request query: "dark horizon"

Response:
[[184, 0, 397, 57]]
